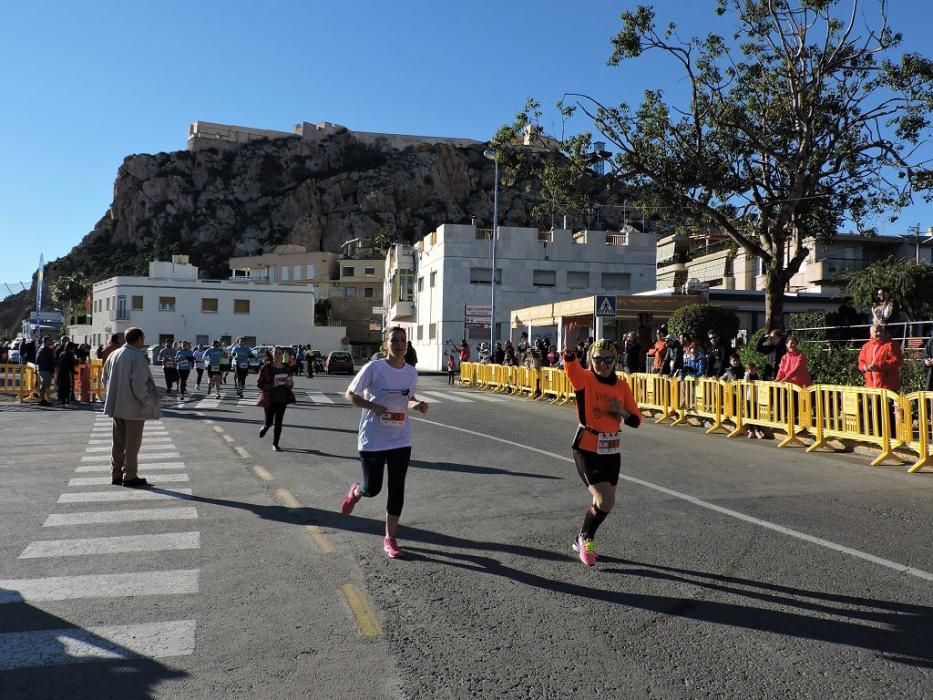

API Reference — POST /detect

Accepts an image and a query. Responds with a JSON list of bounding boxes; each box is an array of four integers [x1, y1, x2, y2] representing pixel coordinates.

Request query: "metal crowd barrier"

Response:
[[0, 363, 34, 401], [807, 385, 900, 466], [901, 391, 933, 473], [456, 363, 931, 472]]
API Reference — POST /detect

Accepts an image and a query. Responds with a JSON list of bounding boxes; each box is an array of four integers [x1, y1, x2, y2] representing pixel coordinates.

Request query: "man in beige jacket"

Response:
[[102, 327, 161, 487]]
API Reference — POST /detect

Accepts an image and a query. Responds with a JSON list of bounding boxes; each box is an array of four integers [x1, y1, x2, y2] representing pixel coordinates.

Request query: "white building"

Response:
[[72, 256, 346, 352], [385, 224, 658, 370]]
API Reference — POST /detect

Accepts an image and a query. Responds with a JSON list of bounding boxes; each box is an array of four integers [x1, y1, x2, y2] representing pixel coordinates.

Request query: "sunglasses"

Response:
[[592, 356, 615, 365]]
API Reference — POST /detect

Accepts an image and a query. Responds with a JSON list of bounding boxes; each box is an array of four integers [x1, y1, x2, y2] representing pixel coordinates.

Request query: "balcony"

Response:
[[606, 232, 628, 246], [109, 309, 130, 321], [388, 300, 416, 322]]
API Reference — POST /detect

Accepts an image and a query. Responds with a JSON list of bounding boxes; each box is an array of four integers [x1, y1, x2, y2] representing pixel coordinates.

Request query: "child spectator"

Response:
[[447, 354, 456, 385], [720, 353, 743, 381]]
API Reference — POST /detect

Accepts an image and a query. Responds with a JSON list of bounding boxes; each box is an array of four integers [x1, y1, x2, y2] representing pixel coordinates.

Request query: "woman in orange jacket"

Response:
[[563, 324, 642, 567], [858, 324, 903, 391], [774, 336, 812, 387]]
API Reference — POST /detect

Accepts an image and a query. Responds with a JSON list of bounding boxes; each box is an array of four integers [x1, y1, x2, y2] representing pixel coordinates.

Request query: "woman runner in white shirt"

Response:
[[340, 326, 428, 558]]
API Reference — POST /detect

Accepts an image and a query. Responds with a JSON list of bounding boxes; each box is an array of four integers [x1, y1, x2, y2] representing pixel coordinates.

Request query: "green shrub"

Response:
[[738, 328, 767, 372], [668, 304, 740, 342]]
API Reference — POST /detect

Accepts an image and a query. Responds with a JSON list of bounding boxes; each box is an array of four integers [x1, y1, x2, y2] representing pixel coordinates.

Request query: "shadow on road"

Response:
[[0, 589, 187, 696], [409, 459, 562, 480], [148, 487, 933, 668]]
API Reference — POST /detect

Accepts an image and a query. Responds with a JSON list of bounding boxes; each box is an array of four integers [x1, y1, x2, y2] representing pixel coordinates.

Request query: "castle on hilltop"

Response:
[[187, 120, 481, 152]]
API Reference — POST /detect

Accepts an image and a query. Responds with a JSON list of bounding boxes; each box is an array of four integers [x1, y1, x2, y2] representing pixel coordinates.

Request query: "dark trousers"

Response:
[[235, 367, 249, 391], [448, 370, 455, 384], [57, 374, 73, 404], [195, 368, 204, 387], [163, 367, 177, 391], [177, 370, 190, 395], [358, 446, 412, 517], [263, 403, 287, 445]]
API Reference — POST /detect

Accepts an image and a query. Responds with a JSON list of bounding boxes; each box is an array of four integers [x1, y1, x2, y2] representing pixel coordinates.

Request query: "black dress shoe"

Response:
[[122, 477, 152, 488], [259, 426, 269, 438]]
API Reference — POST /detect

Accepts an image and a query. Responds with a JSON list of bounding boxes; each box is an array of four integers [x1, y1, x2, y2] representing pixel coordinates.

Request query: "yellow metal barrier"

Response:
[[539, 367, 563, 402], [672, 376, 731, 435], [626, 372, 677, 423], [518, 367, 539, 398], [459, 362, 476, 386], [729, 380, 808, 448], [897, 391, 932, 473], [0, 363, 36, 402], [806, 385, 899, 466]]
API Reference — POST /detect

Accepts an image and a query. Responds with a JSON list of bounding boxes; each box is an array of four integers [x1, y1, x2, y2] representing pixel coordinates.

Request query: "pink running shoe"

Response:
[[573, 534, 597, 566], [341, 482, 361, 515], [383, 536, 404, 559]]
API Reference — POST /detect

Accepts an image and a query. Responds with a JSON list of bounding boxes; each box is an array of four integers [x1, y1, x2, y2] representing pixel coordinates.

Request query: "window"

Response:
[[469, 267, 502, 284], [131, 295, 144, 310], [532, 269, 556, 287], [201, 298, 218, 313], [567, 271, 589, 289], [601, 272, 631, 290], [268, 266, 276, 282], [417, 325, 424, 340], [429, 323, 437, 340], [105, 297, 111, 311], [233, 299, 250, 314], [196, 335, 209, 346], [343, 266, 354, 277], [159, 296, 176, 312], [293, 265, 301, 281], [306, 264, 315, 280], [364, 266, 376, 276], [430, 271, 437, 287], [417, 277, 424, 292], [282, 266, 290, 281], [344, 287, 358, 297], [364, 287, 374, 298]]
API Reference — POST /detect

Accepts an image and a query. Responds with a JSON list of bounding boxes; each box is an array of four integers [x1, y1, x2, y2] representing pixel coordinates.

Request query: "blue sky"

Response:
[[1, 0, 931, 298]]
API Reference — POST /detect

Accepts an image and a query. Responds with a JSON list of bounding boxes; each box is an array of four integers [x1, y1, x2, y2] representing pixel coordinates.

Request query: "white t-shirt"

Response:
[[347, 359, 418, 452]]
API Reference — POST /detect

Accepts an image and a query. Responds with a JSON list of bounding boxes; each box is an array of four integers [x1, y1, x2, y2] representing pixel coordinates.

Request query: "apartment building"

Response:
[[388, 223, 658, 370], [73, 256, 346, 352]]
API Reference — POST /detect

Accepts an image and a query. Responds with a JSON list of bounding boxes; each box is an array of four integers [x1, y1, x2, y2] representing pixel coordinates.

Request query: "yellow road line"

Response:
[[211, 425, 224, 434], [275, 488, 301, 508], [234, 446, 251, 459], [340, 583, 383, 637], [222, 434, 235, 444], [253, 466, 273, 481], [306, 526, 334, 554]]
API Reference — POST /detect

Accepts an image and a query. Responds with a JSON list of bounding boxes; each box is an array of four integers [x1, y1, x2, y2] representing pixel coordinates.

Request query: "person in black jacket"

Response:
[[55, 342, 77, 406], [35, 336, 56, 406], [404, 341, 418, 367], [755, 329, 787, 381], [621, 332, 642, 374], [705, 330, 730, 378]]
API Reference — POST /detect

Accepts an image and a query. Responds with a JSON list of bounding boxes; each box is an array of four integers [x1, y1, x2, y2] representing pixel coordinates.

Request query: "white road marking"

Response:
[[87, 437, 172, 445], [305, 390, 335, 404], [0, 569, 199, 603], [84, 445, 175, 453], [19, 531, 200, 558], [68, 474, 189, 487], [58, 488, 193, 503], [411, 416, 933, 583], [81, 452, 180, 462], [44, 507, 198, 527], [418, 390, 475, 403], [75, 462, 187, 473], [0, 620, 197, 669], [463, 392, 510, 402], [414, 395, 438, 403]]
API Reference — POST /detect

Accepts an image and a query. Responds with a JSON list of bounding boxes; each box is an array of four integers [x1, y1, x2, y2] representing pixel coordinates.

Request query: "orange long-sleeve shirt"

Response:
[[857, 338, 903, 391], [564, 355, 642, 453]]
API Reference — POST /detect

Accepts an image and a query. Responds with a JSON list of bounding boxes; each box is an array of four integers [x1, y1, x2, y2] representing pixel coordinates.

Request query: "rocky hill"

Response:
[[1, 128, 636, 334]]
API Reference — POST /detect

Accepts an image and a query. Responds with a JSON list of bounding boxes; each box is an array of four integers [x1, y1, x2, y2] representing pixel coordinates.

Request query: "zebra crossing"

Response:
[[0, 413, 198, 670]]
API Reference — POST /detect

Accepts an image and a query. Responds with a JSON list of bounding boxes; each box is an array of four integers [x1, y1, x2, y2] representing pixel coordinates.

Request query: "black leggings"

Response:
[[177, 370, 190, 394], [358, 446, 412, 517], [263, 404, 287, 444], [195, 368, 204, 386]]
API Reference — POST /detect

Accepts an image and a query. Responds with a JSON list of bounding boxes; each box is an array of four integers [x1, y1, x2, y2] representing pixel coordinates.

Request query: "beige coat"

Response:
[[102, 344, 161, 420]]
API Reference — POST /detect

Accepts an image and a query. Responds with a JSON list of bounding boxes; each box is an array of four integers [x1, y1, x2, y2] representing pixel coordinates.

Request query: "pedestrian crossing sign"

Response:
[[595, 295, 616, 317]]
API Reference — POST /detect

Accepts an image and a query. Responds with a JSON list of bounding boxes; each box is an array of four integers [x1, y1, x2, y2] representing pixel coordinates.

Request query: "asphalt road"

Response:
[[0, 370, 931, 699]]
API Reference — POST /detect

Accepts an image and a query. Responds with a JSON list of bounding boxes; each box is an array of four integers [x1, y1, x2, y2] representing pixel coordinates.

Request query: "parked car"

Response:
[[369, 352, 385, 363], [325, 351, 354, 374]]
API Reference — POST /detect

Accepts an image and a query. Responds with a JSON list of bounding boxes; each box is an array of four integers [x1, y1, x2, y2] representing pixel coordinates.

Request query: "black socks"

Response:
[[581, 505, 609, 540]]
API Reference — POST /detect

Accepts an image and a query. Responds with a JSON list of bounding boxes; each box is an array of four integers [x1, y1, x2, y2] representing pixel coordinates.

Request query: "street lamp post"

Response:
[[483, 149, 499, 352]]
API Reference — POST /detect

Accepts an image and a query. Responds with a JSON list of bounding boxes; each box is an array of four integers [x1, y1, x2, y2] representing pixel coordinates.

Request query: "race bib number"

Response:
[[177, 361, 190, 370], [238, 362, 248, 369], [596, 432, 622, 455], [379, 411, 407, 427], [163, 360, 175, 368], [210, 364, 219, 371], [273, 374, 289, 386]]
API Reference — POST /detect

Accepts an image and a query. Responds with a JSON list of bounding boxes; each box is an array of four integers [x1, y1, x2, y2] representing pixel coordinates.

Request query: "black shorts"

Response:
[[572, 448, 621, 487]]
